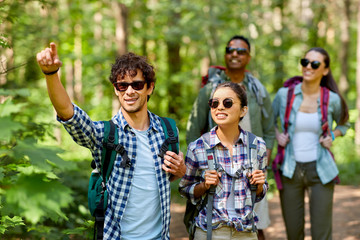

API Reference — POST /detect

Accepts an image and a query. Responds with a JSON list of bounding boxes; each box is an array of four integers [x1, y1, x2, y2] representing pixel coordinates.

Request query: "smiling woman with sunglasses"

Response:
[[180, 82, 269, 240], [272, 47, 350, 240]]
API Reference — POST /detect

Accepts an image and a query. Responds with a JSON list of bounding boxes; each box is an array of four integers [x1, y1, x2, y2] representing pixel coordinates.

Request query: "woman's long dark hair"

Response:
[[306, 47, 349, 125]]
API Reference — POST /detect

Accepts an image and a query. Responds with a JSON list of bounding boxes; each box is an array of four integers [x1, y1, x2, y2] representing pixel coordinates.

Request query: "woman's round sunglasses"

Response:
[[113, 81, 146, 92], [300, 58, 321, 69], [208, 98, 234, 109]]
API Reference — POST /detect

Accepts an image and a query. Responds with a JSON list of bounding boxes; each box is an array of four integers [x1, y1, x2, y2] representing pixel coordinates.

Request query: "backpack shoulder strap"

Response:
[[207, 67, 226, 89], [200, 132, 215, 239], [246, 131, 258, 233], [101, 120, 117, 181], [158, 117, 179, 158], [320, 87, 330, 137], [201, 132, 215, 171], [284, 85, 296, 133], [102, 120, 131, 179], [246, 131, 258, 174]]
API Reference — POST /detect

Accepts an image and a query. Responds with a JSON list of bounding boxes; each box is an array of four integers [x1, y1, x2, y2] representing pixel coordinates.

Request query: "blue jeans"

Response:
[[280, 161, 334, 240]]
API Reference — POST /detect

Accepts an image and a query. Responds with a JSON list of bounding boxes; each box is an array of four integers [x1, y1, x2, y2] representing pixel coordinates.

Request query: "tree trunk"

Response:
[[207, 0, 219, 65], [65, 62, 74, 101], [94, 12, 104, 104], [0, 20, 13, 86], [338, 0, 350, 95], [355, 0, 360, 149], [272, 1, 286, 91], [74, 23, 84, 104], [112, 1, 128, 116], [166, 0, 182, 116]]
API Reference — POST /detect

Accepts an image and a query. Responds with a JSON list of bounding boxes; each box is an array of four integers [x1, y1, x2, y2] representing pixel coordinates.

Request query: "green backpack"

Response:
[[88, 117, 179, 240]]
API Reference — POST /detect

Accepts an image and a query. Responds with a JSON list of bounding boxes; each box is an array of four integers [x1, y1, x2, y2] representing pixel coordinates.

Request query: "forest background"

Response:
[[1, 0, 360, 239]]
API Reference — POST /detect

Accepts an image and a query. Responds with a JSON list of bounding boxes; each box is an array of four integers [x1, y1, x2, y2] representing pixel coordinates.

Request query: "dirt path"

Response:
[[170, 185, 360, 240]]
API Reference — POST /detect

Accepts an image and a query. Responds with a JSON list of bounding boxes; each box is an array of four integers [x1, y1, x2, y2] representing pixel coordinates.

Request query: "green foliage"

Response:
[[0, 216, 25, 235], [6, 173, 72, 224], [14, 138, 76, 171], [332, 109, 360, 185], [0, 116, 24, 142], [0, 91, 79, 238]]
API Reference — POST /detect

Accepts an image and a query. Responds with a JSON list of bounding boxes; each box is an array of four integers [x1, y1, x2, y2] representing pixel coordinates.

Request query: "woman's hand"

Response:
[[248, 170, 265, 195], [204, 170, 221, 190], [248, 170, 265, 186], [276, 132, 290, 147], [319, 135, 333, 149]]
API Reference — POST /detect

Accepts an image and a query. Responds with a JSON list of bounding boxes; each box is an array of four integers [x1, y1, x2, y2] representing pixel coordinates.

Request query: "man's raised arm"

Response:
[[37, 42, 73, 120]]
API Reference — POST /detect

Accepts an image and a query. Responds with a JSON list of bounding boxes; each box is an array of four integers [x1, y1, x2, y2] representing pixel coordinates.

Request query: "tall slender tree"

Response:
[[355, 0, 360, 148], [338, 0, 351, 95]]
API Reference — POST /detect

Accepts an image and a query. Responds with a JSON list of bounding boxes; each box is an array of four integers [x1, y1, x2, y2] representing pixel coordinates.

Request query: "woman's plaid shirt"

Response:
[[58, 104, 172, 240], [179, 127, 269, 232]]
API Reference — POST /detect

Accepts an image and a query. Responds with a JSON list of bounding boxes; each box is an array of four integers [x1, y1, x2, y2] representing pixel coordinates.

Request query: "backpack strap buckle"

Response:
[[158, 139, 170, 158], [167, 136, 178, 144]]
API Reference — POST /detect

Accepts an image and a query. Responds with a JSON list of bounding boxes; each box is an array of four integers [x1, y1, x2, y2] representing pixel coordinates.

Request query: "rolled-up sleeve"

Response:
[[331, 93, 350, 136], [57, 103, 103, 152]]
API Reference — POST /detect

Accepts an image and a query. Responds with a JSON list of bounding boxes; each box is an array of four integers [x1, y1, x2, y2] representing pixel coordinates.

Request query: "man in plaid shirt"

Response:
[[37, 43, 186, 239]]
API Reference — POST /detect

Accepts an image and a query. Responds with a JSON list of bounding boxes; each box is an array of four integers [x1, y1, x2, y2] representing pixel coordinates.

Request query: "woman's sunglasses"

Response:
[[208, 98, 234, 109], [113, 81, 146, 92], [300, 58, 321, 69], [225, 47, 249, 55]]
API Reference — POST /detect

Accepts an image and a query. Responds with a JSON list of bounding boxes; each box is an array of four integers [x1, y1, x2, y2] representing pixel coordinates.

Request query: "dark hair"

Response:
[[305, 47, 349, 125], [214, 82, 248, 121], [226, 35, 251, 52]]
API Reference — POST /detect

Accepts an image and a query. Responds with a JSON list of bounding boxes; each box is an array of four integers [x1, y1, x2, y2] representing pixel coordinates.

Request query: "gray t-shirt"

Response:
[[121, 128, 162, 240]]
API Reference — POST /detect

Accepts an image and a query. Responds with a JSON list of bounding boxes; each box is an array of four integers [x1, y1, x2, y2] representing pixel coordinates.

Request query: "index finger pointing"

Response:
[[50, 42, 57, 55]]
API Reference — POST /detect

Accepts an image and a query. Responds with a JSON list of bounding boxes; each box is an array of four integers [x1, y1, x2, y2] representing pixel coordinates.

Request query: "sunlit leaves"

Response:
[[0, 117, 24, 142], [0, 98, 27, 117], [6, 173, 73, 224], [13, 138, 76, 171], [0, 216, 25, 234]]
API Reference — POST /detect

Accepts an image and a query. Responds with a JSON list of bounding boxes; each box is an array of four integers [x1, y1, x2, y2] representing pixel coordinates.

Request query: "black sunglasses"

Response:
[[300, 58, 321, 69], [208, 98, 234, 109], [113, 81, 146, 92], [225, 47, 249, 55]]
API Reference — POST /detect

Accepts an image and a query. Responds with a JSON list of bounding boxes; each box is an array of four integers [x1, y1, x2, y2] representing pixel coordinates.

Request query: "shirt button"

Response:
[[132, 155, 136, 158]]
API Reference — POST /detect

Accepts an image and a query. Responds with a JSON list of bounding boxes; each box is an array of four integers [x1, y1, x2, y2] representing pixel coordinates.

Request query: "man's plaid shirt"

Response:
[[179, 127, 269, 232], [58, 104, 171, 239]]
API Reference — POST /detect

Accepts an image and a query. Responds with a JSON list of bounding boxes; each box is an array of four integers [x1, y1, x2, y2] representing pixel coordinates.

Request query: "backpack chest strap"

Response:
[[103, 141, 131, 168]]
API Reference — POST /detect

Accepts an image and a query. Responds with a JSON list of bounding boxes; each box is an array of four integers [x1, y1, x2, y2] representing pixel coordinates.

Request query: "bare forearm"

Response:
[[194, 182, 208, 199], [37, 43, 73, 120], [45, 73, 73, 120], [333, 129, 342, 138], [256, 184, 264, 196]]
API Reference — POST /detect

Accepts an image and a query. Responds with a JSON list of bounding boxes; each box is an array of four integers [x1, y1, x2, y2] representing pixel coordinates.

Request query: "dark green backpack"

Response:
[[88, 117, 179, 240]]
